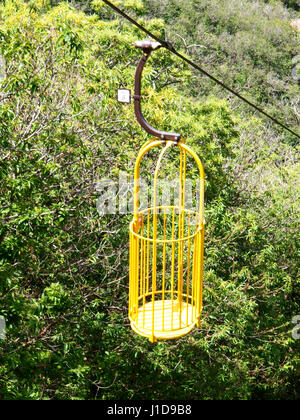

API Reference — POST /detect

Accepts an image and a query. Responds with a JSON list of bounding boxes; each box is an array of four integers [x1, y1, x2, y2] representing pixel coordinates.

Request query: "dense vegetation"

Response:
[[0, 0, 299, 400]]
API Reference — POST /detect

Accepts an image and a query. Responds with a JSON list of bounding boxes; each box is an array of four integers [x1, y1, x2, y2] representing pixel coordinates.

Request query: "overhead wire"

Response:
[[102, 0, 300, 140]]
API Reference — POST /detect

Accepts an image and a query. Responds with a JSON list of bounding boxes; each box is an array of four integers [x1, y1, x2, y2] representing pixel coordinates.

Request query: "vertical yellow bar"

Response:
[[129, 230, 132, 319], [186, 213, 191, 326], [151, 211, 157, 340], [132, 233, 137, 317], [191, 227, 198, 322], [197, 175, 205, 327], [177, 146, 183, 327], [162, 208, 166, 331], [143, 227, 147, 327], [146, 209, 150, 295], [194, 232, 200, 320], [136, 235, 140, 325], [178, 143, 187, 327], [140, 216, 144, 299], [181, 147, 187, 317], [197, 225, 205, 327], [171, 206, 175, 329]]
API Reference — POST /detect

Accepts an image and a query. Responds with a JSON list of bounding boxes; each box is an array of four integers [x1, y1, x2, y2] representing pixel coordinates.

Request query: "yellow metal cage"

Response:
[[129, 138, 205, 342]]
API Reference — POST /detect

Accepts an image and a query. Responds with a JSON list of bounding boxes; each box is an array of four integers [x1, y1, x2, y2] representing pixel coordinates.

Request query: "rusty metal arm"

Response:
[[134, 40, 181, 141]]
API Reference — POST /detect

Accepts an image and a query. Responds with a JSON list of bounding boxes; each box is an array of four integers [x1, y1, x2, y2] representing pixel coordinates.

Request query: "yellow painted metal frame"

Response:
[[129, 138, 205, 342]]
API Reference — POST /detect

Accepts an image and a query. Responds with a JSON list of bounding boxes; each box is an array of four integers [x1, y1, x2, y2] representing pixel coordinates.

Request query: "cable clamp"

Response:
[[161, 40, 176, 52], [133, 94, 142, 101]]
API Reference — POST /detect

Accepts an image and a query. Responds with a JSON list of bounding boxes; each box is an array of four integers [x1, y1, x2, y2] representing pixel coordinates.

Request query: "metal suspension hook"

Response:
[[133, 40, 181, 142]]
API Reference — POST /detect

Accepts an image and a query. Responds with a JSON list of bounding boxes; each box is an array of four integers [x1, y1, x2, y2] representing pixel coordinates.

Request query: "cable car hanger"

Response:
[[133, 40, 181, 142]]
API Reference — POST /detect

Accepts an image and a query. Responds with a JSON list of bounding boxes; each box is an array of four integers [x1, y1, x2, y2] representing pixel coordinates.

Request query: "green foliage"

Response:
[[281, 0, 300, 11], [0, 0, 299, 400]]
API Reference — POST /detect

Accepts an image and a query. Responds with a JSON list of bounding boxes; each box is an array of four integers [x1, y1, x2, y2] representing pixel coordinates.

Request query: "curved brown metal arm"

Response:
[[134, 40, 181, 141]]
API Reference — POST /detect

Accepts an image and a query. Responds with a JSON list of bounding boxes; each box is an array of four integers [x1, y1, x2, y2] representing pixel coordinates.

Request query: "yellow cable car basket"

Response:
[[128, 40, 205, 342], [129, 138, 204, 342]]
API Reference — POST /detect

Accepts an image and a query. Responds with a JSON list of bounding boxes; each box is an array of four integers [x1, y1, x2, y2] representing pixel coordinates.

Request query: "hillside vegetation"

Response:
[[0, 0, 299, 400]]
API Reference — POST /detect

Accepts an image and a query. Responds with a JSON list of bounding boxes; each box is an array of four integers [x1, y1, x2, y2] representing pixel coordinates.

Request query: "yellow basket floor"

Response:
[[130, 299, 199, 341]]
